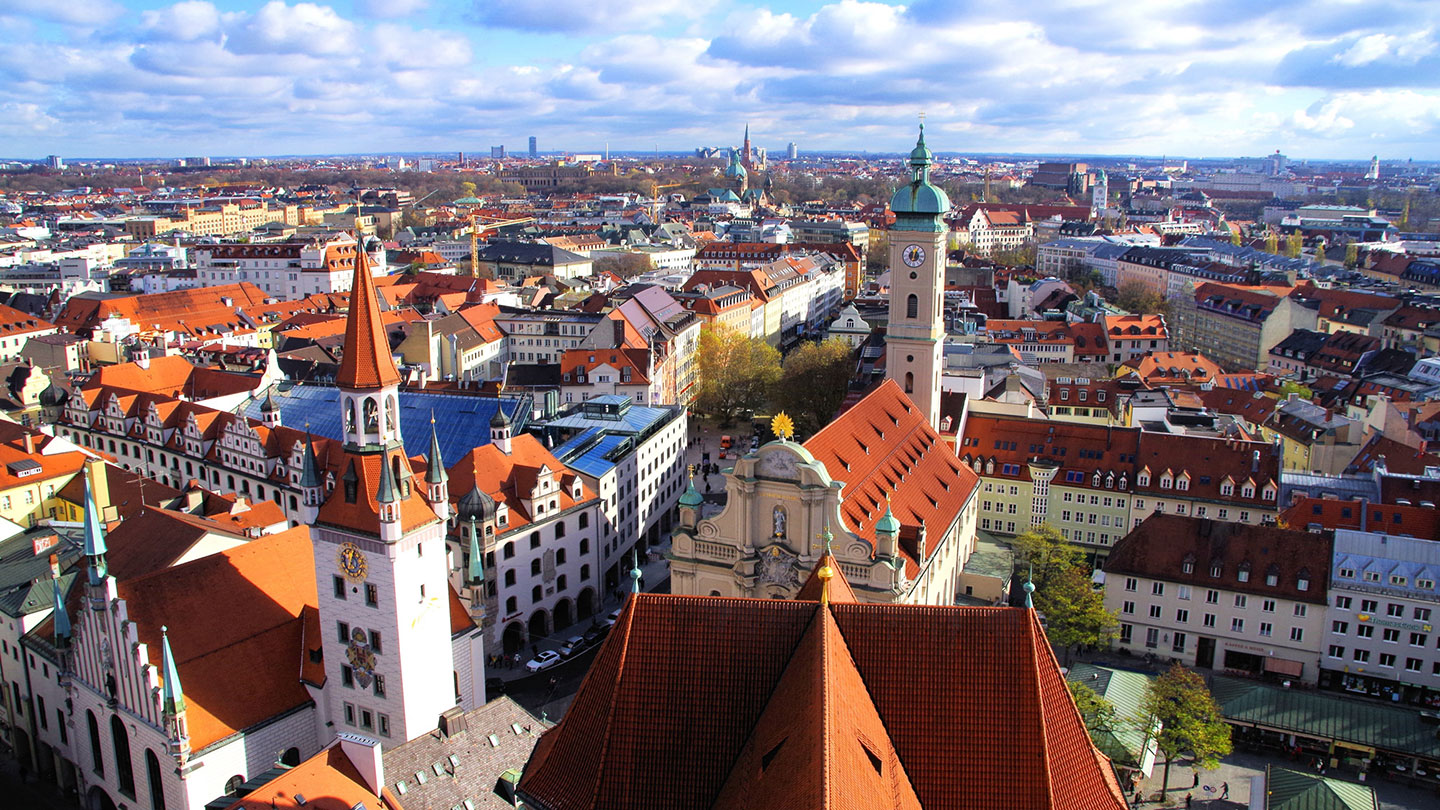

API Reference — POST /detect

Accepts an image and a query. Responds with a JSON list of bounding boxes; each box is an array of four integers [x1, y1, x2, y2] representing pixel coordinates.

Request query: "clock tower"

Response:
[[311, 237, 470, 747], [886, 123, 951, 430]]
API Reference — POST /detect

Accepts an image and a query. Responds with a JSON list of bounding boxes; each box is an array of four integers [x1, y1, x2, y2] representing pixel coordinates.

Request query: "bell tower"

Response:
[[885, 123, 951, 430], [312, 235, 464, 747]]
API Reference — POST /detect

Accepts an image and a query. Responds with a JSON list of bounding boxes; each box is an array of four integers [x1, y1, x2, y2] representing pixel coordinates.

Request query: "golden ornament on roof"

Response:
[[771, 412, 794, 441]]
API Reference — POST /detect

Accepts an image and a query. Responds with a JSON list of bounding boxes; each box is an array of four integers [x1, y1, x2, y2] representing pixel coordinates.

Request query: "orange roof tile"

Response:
[[227, 743, 391, 810], [335, 244, 401, 389], [316, 450, 439, 536]]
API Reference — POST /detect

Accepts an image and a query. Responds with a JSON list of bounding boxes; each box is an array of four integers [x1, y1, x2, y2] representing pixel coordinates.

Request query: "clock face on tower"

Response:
[[337, 542, 368, 582], [902, 244, 926, 268]]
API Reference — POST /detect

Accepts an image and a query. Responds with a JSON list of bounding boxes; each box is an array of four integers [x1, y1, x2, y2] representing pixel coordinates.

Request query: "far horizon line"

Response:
[[6, 149, 1430, 168]]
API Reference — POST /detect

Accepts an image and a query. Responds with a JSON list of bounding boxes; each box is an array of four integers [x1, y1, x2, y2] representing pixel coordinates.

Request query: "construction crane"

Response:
[[466, 215, 537, 278]]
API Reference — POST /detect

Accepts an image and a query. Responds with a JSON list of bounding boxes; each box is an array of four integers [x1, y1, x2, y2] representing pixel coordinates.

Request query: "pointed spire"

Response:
[[1023, 565, 1036, 610], [679, 464, 703, 508], [467, 517, 484, 585], [299, 432, 321, 489], [377, 453, 399, 506], [426, 411, 447, 485], [51, 576, 70, 645], [875, 497, 900, 537], [82, 469, 108, 585], [335, 231, 401, 390], [161, 625, 186, 716], [630, 551, 643, 596]]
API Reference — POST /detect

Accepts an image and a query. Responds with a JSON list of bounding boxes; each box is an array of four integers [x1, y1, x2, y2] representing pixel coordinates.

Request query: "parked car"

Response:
[[604, 608, 623, 627], [583, 623, 610, 646], [720, 435, 733, 451], [525, 650, 561, 672], [559, 635, 587, 658], [485, 677, 506, 699]]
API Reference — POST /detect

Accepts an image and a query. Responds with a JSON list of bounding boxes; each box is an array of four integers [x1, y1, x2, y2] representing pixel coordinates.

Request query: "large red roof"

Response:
[[804, 379, 979, 576], [518, 593, 1126, 810]]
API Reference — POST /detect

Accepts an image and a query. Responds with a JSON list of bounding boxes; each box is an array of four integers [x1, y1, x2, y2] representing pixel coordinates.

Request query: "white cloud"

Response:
[[228, 1, 358, 56], [354, 0, 430, 19], [140, 1, 224, 41], [1332, 29, 1436, 67]]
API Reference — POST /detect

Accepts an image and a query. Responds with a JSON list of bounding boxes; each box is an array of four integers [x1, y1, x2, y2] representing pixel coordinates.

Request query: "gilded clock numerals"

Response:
[[337, 542, 368, 582]]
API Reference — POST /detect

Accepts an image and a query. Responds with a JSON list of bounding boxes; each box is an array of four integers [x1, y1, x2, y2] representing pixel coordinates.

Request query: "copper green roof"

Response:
[[890, 123, 950, 229], [1066, 664, 1157, 768], [1212, 676, 1440, 759], [1265, 767, 1378, 810]]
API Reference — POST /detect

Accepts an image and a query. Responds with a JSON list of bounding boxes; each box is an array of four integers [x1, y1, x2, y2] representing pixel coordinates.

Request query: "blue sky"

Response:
[[3, 0, 1440, 161]]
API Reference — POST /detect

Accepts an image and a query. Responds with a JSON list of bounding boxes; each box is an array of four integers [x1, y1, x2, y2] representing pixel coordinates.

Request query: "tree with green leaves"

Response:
[[1141, 664, 1233, 796], [1068, 680, 1118, 733], [1010, 524, 1080, 585], [1115, 281, 1164, 317], [1011, 525, 1118, 664], [771, 338, 854, 440], [694, 326, 781, 425]]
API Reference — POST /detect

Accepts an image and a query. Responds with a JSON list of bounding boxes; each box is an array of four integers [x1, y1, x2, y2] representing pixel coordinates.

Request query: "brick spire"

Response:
[[335, 236, 400, 389]]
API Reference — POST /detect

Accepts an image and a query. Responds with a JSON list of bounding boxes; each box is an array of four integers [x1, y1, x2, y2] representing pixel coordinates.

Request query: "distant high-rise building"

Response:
[[787, 142, 798, 160], [45, 155, 64, 170], [491, 145, 506, 159], [1091, 169, 1108, 215], [1268, 150, 1288, 176], [1366, 155, 1380, 181], [529, 136, 537, 157]]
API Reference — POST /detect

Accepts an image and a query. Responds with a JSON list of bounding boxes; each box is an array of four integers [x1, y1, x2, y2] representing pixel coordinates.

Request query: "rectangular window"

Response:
[[1149, 605, 1162, 618], [1380, 653, 1396, 668], [1172, 632, 1187, 653], [1407, 658, 1424, 673], [1176, 609, 1189, 623], [1353, 649, 1370, 663], [374, 674, 386, 698], [333, 576, 346, 599], [1294, 604, 1307, 618], [1203, 613, 1216, 628], [1259, 622, 1273, 637], [1152, 582, 1164, 596], [378, 714, 391, 737], [1417, 607, 1433, 622], [1145, 628, 1159, 649], [1234, 595, 1247, 609], [1332, 621, 1349, 634], [1411, 633, 1428, 647], [1123, 601, 1135, 615], [1262, 599, 1275, 613], [1125, 578, 1137, 592], [337, 621, 350, 644], [370, 630, 382, 654], [342, 666, 354, 688], [1231, 618, 1244, 633], [1120, 624, 1133, 644], [361, 709, 374, 730], [1178, 585, 1191, 601], [1361, 599, 1378, 613], [1328, 645, 1344, 658], [366, 584, 379, 607], [344, 703, 356, 725], [1290, 627, 1304, 642], [1357, 626, 1374, 638], [1384, 628, 1400, 643], [1335, 596, 1352, 610]]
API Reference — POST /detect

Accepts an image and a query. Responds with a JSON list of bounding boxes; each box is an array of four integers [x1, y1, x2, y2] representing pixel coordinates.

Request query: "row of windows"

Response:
[[1328, 647, 1435, 673], [1336, 568, 1436, 590], [1333, 596, 1432, 621]]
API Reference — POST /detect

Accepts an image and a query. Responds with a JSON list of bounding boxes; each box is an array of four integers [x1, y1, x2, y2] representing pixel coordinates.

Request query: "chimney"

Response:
[[22, 431, 34, 456], [334, 733, 384, 796], [86, 458, 111, 518]]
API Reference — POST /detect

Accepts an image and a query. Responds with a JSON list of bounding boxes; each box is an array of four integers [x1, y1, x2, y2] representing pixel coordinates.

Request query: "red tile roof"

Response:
[[1105, 514, 1330, 605], [518, 593, 1126, 810], [1280, 497, 1439, 540], [316, 450, 439, 536], [1347, 433, 1440, 476], [82, 355, 259, 400], [226, 742, 393, 810], [118, 527, 322, 750], [335, 244, 401, 389], [804, 379, 980, 576]]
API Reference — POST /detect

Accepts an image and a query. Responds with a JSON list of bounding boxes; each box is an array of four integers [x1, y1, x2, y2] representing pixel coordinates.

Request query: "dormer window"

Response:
[[1262, 486, 1276, 501], [1176, 475, 1189, 492], [1220, 480, 1234, 497], [1237, 562, 1251, 583], [1160, 473, 1173, 490], [1241, 485, 1255, 499], [1298, 568, 1311, 591], [1210, 561, 1222, 578], [1265, 564, 1279, 587], [1138, 470, 1150, 487], [1182, 554, 1195, 574]]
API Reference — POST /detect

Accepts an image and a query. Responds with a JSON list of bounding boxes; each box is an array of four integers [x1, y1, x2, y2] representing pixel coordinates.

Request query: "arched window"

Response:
[[344, 398, 356, 434], [906, 294, 918, 319], [87, 711, 103, 777], [112, 715, 136, 798], [225, 775, 245, 796], [503, 543, 515, 560], [363, 397, 379, 433], [555, 521, 566, 538], [579, 513, 589, 529], [146, 749, 167, 810], [904, 372, 914, 393], [530, 560, 541, 576], [505, 570, 516, 587]]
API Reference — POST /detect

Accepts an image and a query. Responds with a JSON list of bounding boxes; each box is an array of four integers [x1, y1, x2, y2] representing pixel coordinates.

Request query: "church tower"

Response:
[[885, 124, 950, 430], [312, 239, 458, 747], [742, 123, 752, 171]]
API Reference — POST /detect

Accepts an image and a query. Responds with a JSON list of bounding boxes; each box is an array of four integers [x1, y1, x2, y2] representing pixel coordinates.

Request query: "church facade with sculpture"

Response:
[[672, 130, 981, 604]]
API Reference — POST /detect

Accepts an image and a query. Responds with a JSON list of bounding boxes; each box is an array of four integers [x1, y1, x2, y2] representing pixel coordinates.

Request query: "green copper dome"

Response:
[[875, 502, 900, 536], [679, 476, 703, 508], [890, 124, 950, 227]]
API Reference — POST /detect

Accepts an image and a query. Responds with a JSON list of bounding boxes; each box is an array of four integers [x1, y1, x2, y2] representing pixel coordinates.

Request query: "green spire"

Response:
[[52, 577, 70, 645], [377, 453, 398, 505], [82, 469, 108, 585], [467, 516, 484, 585], [679, 466, 703, 508], [630, 551, 642, 596], [426, 411, 447, 485], [820, 524, 834, 555], [890, 120, 950, 225], [299, 433, 321, 488], [875, 499, 900, 537], [1023, 566, 1036, 610], [161, 625, 186, 716]]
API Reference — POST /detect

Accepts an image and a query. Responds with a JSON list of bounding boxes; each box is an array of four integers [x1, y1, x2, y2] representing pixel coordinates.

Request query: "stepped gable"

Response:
[[517, 591, 1126, 810], [804, 378, 980, 577]]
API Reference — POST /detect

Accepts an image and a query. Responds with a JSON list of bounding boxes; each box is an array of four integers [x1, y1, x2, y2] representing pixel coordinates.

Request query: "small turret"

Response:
[[629, 551, 643, 597], [260, 389, 281, 428], [298, 433, 323, 524], [376, 453, 402, 544], [490, 407, 513, 454], [81, 471, 109, 612], [52, 575, 72, 687], [160, 625, 191, 766], [678, 465, 703, 529], [874, 498, 900, 563], [425, 413, 450, 522], [467, 516, 485, 586], [1023, 567, 1036, 610]]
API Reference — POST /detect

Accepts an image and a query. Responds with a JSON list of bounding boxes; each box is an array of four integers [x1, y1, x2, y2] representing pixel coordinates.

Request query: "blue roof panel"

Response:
[[237, 385, 529, 467]]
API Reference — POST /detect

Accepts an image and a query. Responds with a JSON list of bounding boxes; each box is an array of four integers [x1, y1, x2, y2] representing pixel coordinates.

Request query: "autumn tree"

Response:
[[1284, 232, 1303, 258], [694, 326, 781, 425], [1012, 525, 1118, 664], [1115, 281, 1164, 316], [1141, 665, 1233, 796], [771, 338, 854, 440], [1067, 680, 1118, 733]]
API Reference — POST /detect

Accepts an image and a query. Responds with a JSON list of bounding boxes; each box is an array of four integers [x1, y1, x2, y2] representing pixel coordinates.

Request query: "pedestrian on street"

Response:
[[1185, 794, 1192, 808], [1219, 781, 1229, 799], [1192, 772, 1199, 787]]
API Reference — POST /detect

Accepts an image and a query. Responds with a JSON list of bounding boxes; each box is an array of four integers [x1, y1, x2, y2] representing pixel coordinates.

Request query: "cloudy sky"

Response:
[[3, 0, 1440, 161]]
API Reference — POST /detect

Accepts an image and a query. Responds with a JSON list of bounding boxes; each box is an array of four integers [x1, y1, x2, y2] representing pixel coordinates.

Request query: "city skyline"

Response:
[[3, 0, 1440, 160]]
